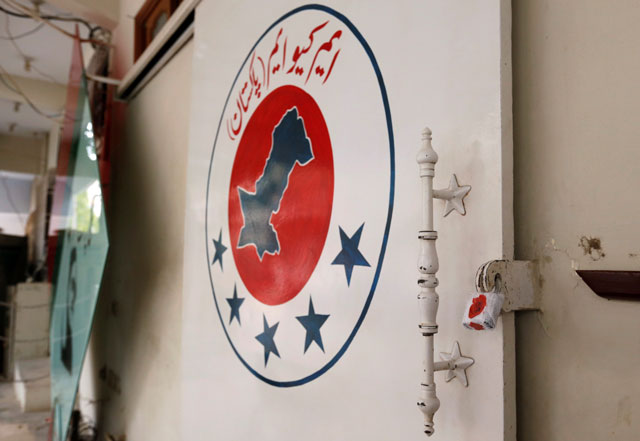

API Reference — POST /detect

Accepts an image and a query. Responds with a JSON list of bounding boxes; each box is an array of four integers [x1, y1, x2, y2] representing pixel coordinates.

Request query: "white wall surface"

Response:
[[513, 1, 640, 440], [182, 1, 514, 440], [77, 39, 193, 440]]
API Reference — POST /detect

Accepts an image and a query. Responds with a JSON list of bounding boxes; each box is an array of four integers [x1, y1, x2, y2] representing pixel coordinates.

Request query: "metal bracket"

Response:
[[475, 260, 540, 312]]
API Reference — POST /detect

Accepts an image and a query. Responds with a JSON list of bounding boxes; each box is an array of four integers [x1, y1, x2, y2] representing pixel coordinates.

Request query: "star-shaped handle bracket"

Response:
[[433, 174, 471, 217], [434, 341, 474, 387]]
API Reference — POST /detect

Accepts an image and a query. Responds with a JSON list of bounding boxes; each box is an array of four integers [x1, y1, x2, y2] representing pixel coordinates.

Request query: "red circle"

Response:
[[228, 86, 334, 306]]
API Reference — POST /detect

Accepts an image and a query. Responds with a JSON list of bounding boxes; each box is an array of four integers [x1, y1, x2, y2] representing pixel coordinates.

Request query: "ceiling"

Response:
[[0, 93, 55, 135], [0, 2, 107, 237], [0, 1, 89, 136]]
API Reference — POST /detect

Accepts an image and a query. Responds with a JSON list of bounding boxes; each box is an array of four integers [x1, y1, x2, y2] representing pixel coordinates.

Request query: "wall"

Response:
[[0, 133, 46, 237], [513, 1, 640, 440], [12, 283, 50, 361], [0, 134, 46, 175], [182, 1, 514, 440], [77, 36, 193, 441]]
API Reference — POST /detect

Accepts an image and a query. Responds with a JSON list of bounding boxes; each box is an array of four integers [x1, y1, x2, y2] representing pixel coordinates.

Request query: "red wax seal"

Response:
[[469, 322, 485, 331], [468, 294, 487, 318]]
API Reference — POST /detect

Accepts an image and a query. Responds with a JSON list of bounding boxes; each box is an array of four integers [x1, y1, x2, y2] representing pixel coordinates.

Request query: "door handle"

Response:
[[415, 127, 473, 436]]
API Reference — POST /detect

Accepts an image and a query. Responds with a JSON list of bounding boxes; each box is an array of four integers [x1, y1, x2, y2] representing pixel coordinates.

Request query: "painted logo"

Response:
[[205, 5, 394, 386]]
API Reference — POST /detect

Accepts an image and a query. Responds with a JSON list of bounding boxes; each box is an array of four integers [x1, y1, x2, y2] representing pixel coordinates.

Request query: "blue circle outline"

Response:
[[205, 4, 395, 387]]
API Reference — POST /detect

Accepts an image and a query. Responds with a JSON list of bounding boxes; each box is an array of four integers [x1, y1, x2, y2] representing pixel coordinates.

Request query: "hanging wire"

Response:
[[0, 0, 114, 128], [0, 0, 94, 36], [0, 70, 80, 126], [0, 19, 43, 39], [4, 12, 61, 84], [2, 0, 110, 47], [4, 0, 80, 41], [0, 64, 64, 121]]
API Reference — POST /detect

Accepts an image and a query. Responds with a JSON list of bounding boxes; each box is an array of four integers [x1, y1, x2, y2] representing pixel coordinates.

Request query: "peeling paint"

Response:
[[546, 238, 573, 260], [544, 239, 582, 276], [578, 236, 605, 261]]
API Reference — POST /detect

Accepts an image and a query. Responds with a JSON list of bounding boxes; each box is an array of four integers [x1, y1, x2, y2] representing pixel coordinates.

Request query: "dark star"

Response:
[[331, 223, 370, 286], [226, 285, 244, 326], [211, 229, 227, 270], [255, 314, 280, 366], [296, 297, 330, 353]]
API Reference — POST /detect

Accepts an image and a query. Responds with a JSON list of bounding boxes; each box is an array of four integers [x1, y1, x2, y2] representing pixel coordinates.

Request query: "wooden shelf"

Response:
[[576, 270, 640, 301]]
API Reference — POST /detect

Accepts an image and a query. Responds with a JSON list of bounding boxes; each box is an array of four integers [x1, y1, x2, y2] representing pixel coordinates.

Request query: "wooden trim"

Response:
[[576, 270, 640, 301], [118, 0, 200, 100], [134, 0, 181, 61]]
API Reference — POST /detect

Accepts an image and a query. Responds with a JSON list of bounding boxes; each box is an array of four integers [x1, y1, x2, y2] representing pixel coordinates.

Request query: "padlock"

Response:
[[462, 291, 503, 331]]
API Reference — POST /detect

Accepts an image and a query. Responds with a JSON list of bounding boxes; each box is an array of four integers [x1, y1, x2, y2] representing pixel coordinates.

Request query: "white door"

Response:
[[182, 1, 514, 440]]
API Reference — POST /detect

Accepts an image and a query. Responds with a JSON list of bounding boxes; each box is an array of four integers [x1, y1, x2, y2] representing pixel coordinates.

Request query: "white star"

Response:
[[439, 341, 474, 387], [437, 174, 471, 217]]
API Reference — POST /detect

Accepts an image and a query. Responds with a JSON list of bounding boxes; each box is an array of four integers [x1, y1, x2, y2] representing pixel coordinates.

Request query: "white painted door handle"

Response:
[[415, 127, 474, 437]]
